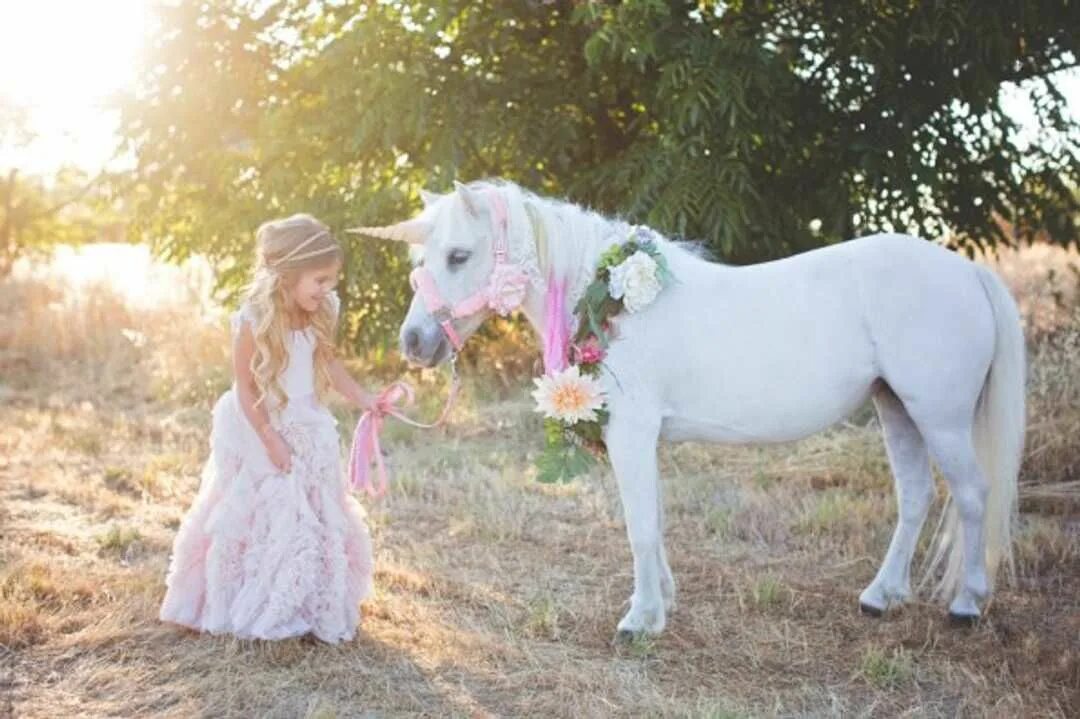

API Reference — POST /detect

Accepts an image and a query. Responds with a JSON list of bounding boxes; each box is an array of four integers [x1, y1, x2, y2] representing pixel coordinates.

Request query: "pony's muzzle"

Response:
[[400, 320, 450, 368]]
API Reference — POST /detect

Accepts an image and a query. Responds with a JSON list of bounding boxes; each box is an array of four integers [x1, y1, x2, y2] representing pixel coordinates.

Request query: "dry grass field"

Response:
[[1, 243, 1078, 718]]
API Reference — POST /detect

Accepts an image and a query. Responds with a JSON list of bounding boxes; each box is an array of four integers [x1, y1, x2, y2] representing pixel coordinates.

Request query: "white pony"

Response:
[[354, 179, 1025, 637]]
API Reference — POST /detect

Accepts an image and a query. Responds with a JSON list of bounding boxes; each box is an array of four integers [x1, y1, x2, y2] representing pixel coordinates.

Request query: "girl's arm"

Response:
[[328, 356, 378, 411], [234, 323, 292, 472]]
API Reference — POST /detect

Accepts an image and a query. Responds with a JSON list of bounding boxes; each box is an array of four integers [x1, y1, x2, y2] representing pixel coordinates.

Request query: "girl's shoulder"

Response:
[[230, 302, 260, 338]]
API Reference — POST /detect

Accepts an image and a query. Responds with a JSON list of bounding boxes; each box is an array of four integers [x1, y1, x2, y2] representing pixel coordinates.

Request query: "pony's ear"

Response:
[[419, 189, 441, 208], [453, 180, 482, 217], [345, 218, 431, 245]]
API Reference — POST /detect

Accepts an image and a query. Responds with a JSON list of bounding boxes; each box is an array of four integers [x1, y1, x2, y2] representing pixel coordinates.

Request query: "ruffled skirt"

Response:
[[160, 390, 373, 643]]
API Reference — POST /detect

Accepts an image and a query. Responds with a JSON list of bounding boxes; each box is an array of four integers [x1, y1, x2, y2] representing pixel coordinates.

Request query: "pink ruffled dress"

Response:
[[160, 296, 373, 643]]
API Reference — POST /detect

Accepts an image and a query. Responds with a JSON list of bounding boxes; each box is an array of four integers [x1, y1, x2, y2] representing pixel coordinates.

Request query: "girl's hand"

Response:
[[356, 391, 379, 413], [262, 428, 293, 473]]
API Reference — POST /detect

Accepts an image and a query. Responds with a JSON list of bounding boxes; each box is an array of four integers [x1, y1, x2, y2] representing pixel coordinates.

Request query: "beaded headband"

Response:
[[270, 229, 338, 268]]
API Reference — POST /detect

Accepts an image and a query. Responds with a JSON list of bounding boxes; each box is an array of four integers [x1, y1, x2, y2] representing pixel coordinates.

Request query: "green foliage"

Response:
[[577, 1, 1080, 259], [0, 99, 120, 276], [749, 575, 785, 610], [95, 525, 143, 556], [0, 168, 117, 276], [0, 93, 122, 273], [536, 423, 597, 484], [118, 0, 1080, 349], [856, 646, 915, 689]]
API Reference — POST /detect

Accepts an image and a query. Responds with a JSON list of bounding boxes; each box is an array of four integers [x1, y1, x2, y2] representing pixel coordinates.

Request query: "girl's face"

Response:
[[289, 260, 341, 314]]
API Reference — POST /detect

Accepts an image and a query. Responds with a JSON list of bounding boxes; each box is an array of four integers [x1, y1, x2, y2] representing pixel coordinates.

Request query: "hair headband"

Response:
[[271, 229, 337, 267]]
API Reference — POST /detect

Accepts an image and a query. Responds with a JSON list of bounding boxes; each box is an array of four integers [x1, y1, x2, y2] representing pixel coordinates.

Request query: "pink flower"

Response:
[[487, 263, 530, 316], [574, 337, 606, 365]]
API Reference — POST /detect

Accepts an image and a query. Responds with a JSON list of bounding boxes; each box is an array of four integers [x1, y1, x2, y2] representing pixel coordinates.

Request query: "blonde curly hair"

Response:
[[241, 213, 344, 411]]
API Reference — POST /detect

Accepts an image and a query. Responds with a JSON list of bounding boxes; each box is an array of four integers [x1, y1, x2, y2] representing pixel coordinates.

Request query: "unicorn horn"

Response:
[[346, 219, 431, 244]]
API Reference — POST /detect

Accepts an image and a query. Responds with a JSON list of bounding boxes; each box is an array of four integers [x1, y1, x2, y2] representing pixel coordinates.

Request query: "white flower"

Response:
[[608, 250, 662, 313], [531, 365, 606, 424]]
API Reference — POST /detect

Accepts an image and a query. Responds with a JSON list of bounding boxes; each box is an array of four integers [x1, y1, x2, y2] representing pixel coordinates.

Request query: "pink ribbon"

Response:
[[542, 272, 570, 374], [347, 376, 460, 498], [347, 383, 411, 497]]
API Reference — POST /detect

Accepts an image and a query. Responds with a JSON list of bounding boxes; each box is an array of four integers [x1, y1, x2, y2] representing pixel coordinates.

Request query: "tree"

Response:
[[118, 0, 1080, 348], [0, 100, 118, 276], [570, 0, 1080, 258]]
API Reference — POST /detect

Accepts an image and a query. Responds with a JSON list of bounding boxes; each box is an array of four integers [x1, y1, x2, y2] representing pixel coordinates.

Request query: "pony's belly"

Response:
[[660, 414, 834, 444], [659, 379, 876, 445], [659, 415, 791, 443]]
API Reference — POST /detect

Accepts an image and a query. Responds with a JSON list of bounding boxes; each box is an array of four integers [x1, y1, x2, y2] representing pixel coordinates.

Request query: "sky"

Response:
[[0, 1, 1077, 178], [0, 0, 150, 175]]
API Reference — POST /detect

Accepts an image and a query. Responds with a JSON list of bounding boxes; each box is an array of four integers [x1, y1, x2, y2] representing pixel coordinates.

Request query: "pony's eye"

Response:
[[447, 249, 471, 268]]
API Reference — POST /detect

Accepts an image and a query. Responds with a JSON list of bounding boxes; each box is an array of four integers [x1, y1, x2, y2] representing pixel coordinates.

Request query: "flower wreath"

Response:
[[531, 227, 674, 483]]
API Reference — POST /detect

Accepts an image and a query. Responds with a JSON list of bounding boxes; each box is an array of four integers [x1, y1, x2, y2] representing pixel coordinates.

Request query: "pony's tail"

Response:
[[923, 266, 1026, 601]]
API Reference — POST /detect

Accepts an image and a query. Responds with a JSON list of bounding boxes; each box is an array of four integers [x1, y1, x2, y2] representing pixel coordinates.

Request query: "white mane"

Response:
[[466, 178, 708, 304]]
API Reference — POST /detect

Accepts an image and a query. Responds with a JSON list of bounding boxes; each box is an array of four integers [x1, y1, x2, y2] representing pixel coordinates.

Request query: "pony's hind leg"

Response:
[[917, 426, 990, 621], [859, 384, 934, 616]]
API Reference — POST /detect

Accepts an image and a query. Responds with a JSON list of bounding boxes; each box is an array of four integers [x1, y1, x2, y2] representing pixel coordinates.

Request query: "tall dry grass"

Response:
[[1, 242, 1078, 718], [981, 243, 1080, 504]]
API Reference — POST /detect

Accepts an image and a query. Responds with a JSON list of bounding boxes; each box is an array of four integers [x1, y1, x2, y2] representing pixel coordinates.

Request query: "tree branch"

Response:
[[25, 170, 107, 222]]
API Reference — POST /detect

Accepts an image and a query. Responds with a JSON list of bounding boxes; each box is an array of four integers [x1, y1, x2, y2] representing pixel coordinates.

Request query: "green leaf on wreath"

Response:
[[536, 441, 596, 483]]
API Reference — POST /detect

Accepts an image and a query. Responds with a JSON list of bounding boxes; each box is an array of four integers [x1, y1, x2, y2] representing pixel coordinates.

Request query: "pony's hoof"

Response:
[[947, 611, 980, 627], [859, 602, 884, 618]]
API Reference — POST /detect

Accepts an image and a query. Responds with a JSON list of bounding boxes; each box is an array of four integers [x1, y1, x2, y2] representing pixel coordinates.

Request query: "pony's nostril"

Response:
[[405, 328, 421, 355]]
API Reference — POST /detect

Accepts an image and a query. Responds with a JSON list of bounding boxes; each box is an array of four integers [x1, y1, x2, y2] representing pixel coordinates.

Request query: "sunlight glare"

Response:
[[13, 243, 218, 313], [0, 1, 150, 173]]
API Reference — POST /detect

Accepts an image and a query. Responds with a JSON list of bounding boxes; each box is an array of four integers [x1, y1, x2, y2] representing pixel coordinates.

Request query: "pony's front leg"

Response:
[[606, 414, 666, 638], [657, 489, 676, 613]]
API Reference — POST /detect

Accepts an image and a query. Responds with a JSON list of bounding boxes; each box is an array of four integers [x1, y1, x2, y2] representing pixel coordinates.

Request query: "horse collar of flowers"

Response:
[[531, 227, 674, 483]]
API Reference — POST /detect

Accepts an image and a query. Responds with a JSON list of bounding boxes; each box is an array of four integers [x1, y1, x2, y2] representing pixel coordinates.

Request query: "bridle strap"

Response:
[[489, 189, 509, 262], [409, 188, 517, 352]]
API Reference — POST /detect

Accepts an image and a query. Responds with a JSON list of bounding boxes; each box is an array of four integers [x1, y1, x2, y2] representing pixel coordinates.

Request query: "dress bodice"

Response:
[[229, 293, 339, 412], [279, 329, 316, 399]]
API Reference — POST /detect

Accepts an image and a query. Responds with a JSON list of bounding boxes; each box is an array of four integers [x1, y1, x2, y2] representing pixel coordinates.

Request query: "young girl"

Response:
[[160, 214, 377, 643]]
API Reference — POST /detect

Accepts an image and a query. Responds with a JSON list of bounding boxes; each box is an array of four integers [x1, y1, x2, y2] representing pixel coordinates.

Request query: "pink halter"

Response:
[[345, 189, 576, 499], [408, 190, 530, 351]]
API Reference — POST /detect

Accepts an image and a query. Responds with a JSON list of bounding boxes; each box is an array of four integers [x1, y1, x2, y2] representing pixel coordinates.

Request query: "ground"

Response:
[[1, 244, 1077, 718]]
